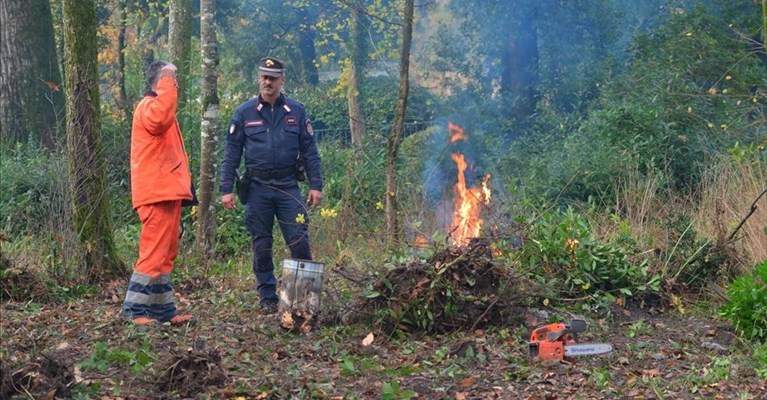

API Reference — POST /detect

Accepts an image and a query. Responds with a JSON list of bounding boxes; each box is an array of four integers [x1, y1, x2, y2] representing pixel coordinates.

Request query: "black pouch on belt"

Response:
[[235, 169, 250, 204], [295, 154, 307, 183], [181, 180, 199, 207]]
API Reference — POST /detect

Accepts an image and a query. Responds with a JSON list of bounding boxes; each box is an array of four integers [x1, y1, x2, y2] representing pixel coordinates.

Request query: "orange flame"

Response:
[[413, 235, 429, 248], [448, 122, 467, 143], [448, 124, 491, 246]]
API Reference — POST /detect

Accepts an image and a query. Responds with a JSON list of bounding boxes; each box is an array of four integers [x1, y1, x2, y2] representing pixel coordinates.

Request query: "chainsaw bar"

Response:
[[564, 343, 613, 356]]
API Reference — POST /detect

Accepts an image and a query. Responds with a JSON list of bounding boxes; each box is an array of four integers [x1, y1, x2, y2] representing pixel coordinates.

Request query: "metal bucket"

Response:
[[278, 259, 324, 333]]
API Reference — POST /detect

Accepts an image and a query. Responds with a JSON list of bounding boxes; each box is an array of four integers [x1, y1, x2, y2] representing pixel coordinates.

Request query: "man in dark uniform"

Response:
[[220, 57, 324, 314]]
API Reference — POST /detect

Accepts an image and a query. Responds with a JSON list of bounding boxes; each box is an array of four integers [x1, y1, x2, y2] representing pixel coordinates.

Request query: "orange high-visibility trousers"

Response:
[[123, 200, 182, 321]]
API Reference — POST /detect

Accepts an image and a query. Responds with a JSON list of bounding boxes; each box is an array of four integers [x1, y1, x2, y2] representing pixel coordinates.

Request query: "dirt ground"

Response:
[[1, 268, 765, 400]]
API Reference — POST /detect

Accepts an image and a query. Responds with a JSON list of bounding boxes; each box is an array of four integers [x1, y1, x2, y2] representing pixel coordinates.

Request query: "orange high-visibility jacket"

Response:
[[130, 76, 193, 209]]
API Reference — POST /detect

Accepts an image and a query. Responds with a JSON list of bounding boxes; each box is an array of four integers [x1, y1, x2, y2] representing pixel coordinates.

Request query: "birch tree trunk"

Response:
[[384, 0, 414, 246], [196, 0, 219, 258], [62, 0, 125, 280], [0, 0, 63, 150]]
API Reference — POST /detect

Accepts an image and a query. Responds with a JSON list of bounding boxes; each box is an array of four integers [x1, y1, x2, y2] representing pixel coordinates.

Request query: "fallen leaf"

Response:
[[362, 332, 374, 347], [45, 81, 60, 91], [459, 378, 475, 387], [643, 368, 660, 378], [618, 356, 630, 365], [74, 365, 84, 383]]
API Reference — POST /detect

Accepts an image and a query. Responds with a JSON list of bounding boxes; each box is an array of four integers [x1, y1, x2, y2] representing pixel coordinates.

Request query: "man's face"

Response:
[[258, 74, 284, 97]]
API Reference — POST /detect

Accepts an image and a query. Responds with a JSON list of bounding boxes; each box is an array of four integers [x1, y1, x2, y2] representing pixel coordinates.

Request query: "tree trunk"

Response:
[[62, 0, 125, 280], [763, 0, 766, 53], [169, 0, 192, 126], [297, 7, 320, 86], [347, 0, 369, 146], [0, 0, 63, 151], [384, 0, 414, 246], [116, 0, 129, 116], [196, 0, 219, 259], [339, 0, 370, 241], [140, 16, 169, 85], [502, 4, 538, 123]]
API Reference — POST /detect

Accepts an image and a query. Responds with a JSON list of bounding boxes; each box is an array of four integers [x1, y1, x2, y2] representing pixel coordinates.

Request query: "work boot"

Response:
[[168, 314, 197, 326], [132, 316, 159, 325], [260, 300, 278, 315]]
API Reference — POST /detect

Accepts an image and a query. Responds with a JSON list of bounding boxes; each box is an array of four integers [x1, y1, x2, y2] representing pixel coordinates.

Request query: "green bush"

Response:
[[752, 341, 767, 379], [518, 207, 658, 299], [498, 5, 765, 205], [214, 205, 252, 259], [0, 144, 70, 237], [719, 260, 767, 342]]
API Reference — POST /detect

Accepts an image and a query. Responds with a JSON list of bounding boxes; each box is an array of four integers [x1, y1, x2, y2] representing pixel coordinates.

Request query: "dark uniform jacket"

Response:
[[220, 93, 323, 194]]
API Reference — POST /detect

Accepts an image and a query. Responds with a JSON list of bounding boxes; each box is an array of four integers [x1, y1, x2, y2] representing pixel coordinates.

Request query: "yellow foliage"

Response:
[[320, 207, 337, 218]]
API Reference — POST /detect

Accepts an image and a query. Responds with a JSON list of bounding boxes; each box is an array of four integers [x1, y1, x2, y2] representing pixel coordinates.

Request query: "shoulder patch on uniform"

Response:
[[306, 120, 314, 135], [283, 104, 291, 112], [285, 116, 298, 126], [244, 119, 264, 127]]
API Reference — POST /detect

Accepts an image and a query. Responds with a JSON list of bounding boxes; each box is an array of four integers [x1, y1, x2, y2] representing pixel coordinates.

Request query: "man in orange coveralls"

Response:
[[122, 61, 195, 325]]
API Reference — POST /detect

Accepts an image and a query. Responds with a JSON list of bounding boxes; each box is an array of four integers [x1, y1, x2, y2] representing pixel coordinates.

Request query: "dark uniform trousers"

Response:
[[245, 181, 311, 303]]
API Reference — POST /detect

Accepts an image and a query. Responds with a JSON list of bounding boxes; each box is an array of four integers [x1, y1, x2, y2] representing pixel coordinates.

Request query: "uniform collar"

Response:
[[257, 93, 284, 107], [256, 93, 291, 112]]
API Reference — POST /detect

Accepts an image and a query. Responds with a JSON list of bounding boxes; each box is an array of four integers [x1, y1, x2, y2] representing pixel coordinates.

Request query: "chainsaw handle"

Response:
[[545, 319, 587, 341]]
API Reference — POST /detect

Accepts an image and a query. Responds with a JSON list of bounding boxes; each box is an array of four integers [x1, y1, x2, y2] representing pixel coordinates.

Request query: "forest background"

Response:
[[0, 0, 766, 398]]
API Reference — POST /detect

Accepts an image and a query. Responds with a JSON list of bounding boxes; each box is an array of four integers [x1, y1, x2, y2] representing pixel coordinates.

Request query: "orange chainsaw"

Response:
[[528, 319, 613, 361]]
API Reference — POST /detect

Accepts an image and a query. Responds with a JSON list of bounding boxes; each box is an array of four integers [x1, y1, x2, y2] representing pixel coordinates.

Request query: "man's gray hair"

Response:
[[146, 60, 170, 89]]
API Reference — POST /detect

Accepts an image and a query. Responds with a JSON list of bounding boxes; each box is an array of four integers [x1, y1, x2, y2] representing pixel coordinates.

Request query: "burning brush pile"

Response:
[[344, 123, 530, 334], [349, 239, 529, 334]]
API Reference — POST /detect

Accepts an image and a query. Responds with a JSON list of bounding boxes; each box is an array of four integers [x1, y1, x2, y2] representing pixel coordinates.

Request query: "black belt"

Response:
[[246, 167, 295, 180]]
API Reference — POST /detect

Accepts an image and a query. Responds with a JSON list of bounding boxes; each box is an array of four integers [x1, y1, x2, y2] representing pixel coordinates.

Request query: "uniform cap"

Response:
[[258, 57, 285, 77]]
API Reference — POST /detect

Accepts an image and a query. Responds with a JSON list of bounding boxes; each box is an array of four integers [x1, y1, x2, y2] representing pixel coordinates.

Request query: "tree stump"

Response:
[[278, 259, 324, 333]]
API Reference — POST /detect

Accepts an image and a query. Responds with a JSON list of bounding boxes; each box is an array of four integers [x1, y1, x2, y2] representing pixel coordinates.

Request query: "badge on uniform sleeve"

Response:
[[229, 123, 236, 134], [306, 120, 314, 135]]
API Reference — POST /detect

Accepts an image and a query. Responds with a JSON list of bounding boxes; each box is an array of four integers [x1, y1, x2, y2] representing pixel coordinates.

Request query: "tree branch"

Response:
[[728, 187, 767, 241]]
